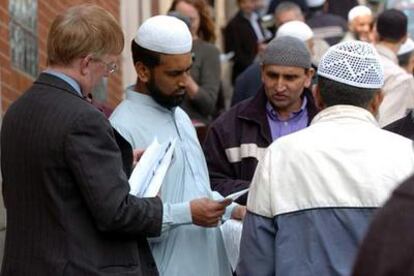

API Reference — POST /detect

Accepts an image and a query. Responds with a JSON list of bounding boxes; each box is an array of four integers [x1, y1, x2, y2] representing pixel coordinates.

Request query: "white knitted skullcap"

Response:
[[306, 0, 325, 8], [276, 21, 313, 42], [134, 15, 192, 54], [348, 5, 372, 22], [318, 41, 384, 89], [398, 38, 414, 56]]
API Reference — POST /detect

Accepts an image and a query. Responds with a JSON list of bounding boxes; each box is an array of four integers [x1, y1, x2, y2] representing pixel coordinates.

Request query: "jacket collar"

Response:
[[238, 86, 319, 125], [237, 86, 319, 143], [35, 73, 85, 100], [312, 105, 379, 127]]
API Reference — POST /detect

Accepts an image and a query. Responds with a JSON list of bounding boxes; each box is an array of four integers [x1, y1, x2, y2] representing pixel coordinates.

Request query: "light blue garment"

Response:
[[110, 87, 233, 276], [44, 70, 82, 96]]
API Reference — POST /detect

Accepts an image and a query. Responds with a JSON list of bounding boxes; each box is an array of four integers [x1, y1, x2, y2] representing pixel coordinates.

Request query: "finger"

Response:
[[219, 198, 233, 207], [206, 218, 221, 227], [209, 209, 226, 219]]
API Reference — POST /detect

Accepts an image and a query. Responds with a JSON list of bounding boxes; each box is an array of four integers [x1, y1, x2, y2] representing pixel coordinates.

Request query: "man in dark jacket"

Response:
[[225, 0, 269, 83], [203, 36, 318, 205], [0, 5, 163, 275]]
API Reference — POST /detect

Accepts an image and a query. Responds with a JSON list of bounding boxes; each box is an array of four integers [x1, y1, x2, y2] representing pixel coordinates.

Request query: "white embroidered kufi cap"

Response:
[[306, 0, 325, 8], [134, 15, 192, 54], [276, 21, 314, 42], [318, 41, 384, 89], [348, 5, 372, 22], [398, 38, 414, 56]]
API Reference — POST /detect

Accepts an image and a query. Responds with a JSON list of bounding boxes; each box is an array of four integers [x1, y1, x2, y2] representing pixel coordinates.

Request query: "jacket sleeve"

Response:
[[189, 44, 221, 117], [64, 109, 163, 237], [203, 123, 250, 199]]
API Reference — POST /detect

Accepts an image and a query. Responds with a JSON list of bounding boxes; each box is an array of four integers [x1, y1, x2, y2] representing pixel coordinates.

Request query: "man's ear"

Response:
[[369, 90, 384, 116], [304, 68, 315, 88], [80, 55, 93, 76], [135, 62, 150, 83], [314, 84, 325, 110]]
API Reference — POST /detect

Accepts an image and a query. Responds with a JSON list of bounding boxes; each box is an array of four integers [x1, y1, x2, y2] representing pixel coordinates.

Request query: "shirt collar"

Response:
[[266, 96, 307, 122], [44, 70, 82, 96], [125, 86, 175, 114]]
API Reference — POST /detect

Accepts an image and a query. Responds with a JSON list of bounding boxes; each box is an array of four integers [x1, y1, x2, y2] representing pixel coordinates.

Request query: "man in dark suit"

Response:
[[225, 0, 269, 83], [0, 4, 162, 276]]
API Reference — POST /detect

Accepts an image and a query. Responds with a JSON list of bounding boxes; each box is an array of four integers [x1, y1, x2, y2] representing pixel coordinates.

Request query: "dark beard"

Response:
[[148, 77, 185, 109]]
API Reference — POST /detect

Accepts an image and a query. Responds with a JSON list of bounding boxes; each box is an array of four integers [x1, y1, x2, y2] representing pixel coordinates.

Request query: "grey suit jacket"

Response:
[[0, 73, 163, 276]]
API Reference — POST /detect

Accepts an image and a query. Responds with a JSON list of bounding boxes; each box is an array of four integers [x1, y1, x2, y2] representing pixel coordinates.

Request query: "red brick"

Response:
[[1, 0, 123, 112], [0, 8, 8, 25]]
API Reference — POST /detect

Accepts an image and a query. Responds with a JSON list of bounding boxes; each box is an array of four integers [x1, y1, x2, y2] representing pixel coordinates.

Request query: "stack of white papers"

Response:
[[128, 138, 176, 197]]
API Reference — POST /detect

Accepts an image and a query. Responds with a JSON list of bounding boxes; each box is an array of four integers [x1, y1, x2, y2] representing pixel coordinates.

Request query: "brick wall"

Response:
[[0, 0, 123, 113]]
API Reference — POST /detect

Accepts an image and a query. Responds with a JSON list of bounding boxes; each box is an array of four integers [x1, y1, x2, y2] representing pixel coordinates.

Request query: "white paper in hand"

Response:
[[128, 138, 176, 197], [225, 188, 249, 201]]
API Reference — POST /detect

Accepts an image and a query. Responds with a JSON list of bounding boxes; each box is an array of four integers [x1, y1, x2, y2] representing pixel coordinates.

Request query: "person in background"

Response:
[[231, 15, 327, 105], [237, 40, 414, 276], [379, 37, 414, 140], [203, 36, 317, 205], [110, 15, 245, 276], [267, 0, 308, 15], [306, 0, 348, 45], [397, 37, 414, 75], [342, 5, 373, 42], [381, 38, 414, 141], [225, 0, 270, 83], [375, 9, 414, 127], [0, 4, 163, 275], [169, 0, 221, 125], [273, 1, 304, 27], [231, 1, 307, 107], [326, 0, 358, 20]]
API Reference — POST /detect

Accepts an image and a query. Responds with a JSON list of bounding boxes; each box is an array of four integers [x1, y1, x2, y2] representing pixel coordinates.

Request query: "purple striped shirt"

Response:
[[266, 97, 309, 141]]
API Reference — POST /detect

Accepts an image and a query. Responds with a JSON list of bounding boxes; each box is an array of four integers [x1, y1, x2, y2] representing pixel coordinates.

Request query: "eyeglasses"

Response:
[[91, 57, 119, 74]]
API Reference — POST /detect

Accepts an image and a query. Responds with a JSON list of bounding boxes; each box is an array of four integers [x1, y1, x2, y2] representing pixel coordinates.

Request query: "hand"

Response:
[[231, 206, 246, 221], [132, 149, 145, 167], [185, 75, 199, 98], [190, 198, 232, 227]]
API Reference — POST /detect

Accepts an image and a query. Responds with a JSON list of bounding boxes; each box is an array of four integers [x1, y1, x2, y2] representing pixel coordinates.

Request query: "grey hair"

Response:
[[274, 2, 303, 23]]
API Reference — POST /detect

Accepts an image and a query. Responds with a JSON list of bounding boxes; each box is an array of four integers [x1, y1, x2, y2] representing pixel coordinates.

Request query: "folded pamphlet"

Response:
[[128, 138, 176, 197], [225, 188, 249, 201]]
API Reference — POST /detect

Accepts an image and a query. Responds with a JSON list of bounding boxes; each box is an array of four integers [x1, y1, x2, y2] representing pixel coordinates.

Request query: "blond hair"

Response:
[[47, 4, 124, 66]]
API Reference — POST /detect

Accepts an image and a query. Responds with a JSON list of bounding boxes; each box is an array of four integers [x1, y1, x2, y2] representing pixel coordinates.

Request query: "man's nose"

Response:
[[275, 78, 286, 91], [178, 72, 190, 87]]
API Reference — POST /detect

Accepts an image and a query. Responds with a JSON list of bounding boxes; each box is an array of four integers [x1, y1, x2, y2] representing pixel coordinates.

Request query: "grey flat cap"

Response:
[[261, 36, 311, 68]]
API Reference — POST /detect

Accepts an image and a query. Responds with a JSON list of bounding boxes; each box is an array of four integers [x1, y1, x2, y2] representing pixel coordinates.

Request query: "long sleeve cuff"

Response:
[[161, 201, 192, 232]]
